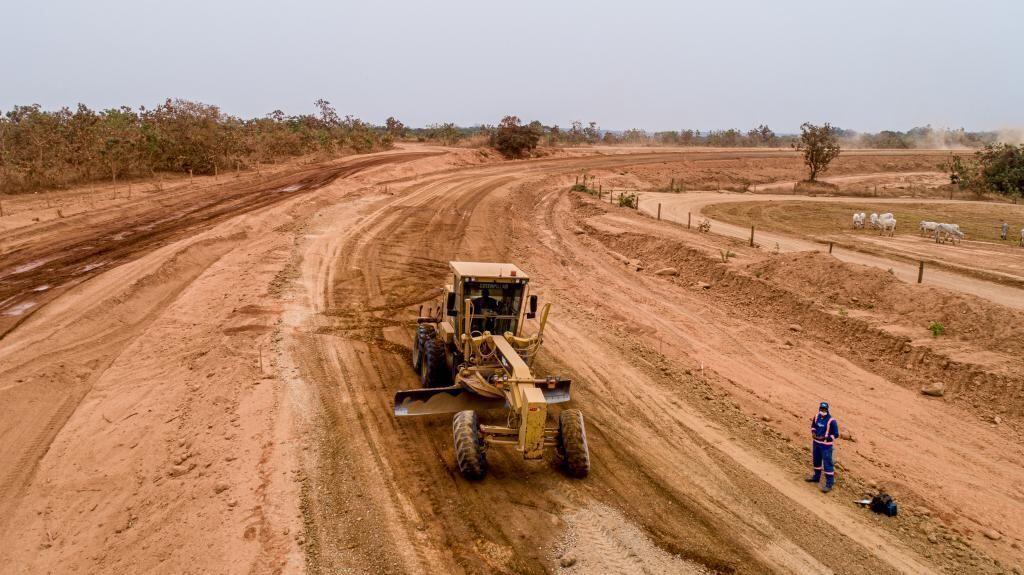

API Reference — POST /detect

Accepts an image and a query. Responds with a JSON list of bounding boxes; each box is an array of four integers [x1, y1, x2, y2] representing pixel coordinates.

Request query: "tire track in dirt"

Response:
[[0, 152, 436, 339], [0, 151, 433, 541]]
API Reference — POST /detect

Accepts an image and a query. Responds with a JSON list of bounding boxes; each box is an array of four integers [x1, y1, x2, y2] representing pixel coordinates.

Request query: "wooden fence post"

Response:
[[575, 175, 579, 185], [828, 241, 833, 253], [918, 261, 925, 283], [657, 203, 661, 220], [189, 168, 193, 184], [687, 212, 691, 229], [750, 225, 755, 247]]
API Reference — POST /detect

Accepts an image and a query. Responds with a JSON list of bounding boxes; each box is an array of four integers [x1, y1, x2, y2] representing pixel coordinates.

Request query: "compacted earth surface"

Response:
[[1, 145, 1022, 574]]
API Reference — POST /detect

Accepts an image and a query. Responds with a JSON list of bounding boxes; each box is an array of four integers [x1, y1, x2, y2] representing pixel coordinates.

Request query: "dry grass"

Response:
[[704, 200, 1024, 244]]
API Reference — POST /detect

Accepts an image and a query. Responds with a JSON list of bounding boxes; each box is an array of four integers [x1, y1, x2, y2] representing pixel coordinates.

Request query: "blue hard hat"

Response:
[[819, 402, 830, 411]]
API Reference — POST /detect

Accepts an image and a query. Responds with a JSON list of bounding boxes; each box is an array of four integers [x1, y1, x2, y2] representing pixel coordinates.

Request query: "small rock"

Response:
[[920, 382, 945, 397], [994, 415, 1002, 425], [560, 555, 577, 568], [695, 281, 712, 289], [654, 267, 679, 276], [213, 482, 230, 494], [840, 432, 856, 442], [168, 463, 194, 477], [984, 529, 1002, 541], [761, 415, 772, 422], [1010, 565, 1021, 575], [788, 324, 803, 333], [927, 533, 939, 544]]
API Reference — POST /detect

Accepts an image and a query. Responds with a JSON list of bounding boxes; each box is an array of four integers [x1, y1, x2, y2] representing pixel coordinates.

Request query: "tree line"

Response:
[[0, 99, 395, 194]]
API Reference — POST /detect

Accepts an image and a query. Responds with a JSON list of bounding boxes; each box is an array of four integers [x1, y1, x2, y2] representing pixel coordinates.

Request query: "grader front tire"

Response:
[[420, 337, 449, 388], [453, 410, 487, 480], [411, 324, 434, 373], [558, 409, 590, 478]]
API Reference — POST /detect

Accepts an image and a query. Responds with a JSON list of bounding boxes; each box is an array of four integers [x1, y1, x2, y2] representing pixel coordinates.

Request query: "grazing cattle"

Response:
[[869, 213, 880, 229], [919, 221, 938, 237], [879, 214, 896, 237], [853, 212, 865, 229], [935, 223, 964, 244]]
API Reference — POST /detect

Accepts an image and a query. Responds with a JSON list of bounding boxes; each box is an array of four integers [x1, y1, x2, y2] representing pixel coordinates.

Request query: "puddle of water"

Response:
[[279, 184, 304, 193], [2, 301, 35, 317], [32, 284, 51, 292]]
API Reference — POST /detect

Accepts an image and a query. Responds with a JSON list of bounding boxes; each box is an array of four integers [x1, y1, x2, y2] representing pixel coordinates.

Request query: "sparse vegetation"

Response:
[[490, 116, 541, 159], [929, 321, 946, 337], [617, 192, 638, 209], [719, 249, 735, 263], [0, 99, 392, 194], [795, 122, 841, 182]]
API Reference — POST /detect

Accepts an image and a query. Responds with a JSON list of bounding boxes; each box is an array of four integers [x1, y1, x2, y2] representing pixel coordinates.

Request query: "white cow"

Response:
[[853, 212, 866, 229], [919, 221, 938, 237], [935, 223, 964, 244], [869, 213, 880, 229], [879, 214, 897, 237]]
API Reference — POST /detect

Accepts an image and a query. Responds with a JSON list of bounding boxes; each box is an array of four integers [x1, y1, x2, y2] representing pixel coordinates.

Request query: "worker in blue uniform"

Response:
[[805, 401, 839, 493]]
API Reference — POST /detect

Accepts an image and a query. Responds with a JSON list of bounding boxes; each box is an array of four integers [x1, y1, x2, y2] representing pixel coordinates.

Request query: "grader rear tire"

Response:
[[558, 409, 590, 478], [453, 410, 487, 479]]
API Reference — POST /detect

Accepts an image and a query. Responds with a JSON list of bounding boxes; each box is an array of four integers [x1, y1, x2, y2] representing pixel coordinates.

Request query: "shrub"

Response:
[[0, 99, 393, 194], [491, 116, 541, 159], [616, 192, 638, 208], [928, 321, 945, 337]]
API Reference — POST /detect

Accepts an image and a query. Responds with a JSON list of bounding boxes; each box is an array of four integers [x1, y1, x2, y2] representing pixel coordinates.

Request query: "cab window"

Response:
[[464, 281, 523, 334]]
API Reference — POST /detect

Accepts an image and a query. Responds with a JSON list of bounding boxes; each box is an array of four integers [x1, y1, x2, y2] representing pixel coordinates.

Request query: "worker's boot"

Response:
[[804, 471, 821, 483], [821, 476, 834, 493]]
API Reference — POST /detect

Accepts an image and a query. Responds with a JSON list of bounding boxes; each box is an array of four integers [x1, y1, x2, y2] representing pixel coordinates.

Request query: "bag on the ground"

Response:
[[869, 493, 898, 517]]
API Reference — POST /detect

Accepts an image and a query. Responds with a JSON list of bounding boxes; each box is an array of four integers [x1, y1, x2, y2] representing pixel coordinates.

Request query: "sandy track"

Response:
[[283, 155, 974, 574], [639, 191, 1024, 309], [2, 148, 1020, 574]]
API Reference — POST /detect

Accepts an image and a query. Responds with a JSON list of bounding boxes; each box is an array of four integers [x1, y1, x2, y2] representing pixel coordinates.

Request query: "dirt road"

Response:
[[639, 191, 1024, 309], [1, 147, 1020, 574]]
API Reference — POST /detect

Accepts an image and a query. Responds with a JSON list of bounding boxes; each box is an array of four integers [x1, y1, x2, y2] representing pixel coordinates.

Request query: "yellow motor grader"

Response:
[[394, 262, 589, 479]]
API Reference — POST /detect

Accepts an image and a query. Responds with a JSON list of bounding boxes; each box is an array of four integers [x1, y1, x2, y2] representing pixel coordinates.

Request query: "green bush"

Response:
[[928, 322, 946, 337], [490, 116, 540, 159], [617, 192, 638, 208]]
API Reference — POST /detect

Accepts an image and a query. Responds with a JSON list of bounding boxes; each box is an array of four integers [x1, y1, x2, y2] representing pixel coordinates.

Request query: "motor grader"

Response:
[[394, 262, 589, 479]]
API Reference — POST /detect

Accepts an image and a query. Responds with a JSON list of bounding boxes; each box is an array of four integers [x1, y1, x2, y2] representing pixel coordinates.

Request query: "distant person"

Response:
[[1001, 221, 1009, 240], [805, 401, 840, 493]]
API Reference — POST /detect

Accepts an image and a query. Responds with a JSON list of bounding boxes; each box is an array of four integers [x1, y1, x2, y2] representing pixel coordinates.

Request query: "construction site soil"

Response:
[[1, 146, 1021, 575]]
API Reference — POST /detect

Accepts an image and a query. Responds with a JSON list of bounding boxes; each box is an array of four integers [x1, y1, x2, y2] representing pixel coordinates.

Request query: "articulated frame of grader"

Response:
[[394, 262, 590, 479]]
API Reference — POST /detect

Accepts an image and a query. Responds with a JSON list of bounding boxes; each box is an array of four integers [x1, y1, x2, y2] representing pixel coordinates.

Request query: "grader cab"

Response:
[[394, 262, 590, 479]]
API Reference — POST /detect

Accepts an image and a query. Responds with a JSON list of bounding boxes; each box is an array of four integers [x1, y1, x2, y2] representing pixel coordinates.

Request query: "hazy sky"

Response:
[[3, 0, 1022, 133]]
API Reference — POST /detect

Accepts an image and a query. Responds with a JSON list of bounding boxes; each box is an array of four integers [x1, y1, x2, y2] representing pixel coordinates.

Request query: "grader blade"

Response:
[[538, 378, 572, 403], [394, 386, 506, 416]]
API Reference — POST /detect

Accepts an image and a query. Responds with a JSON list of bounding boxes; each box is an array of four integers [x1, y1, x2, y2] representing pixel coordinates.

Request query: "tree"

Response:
[[747, 124, 777, 146], [795, 122, 841, 181], [977, 143, 1024, 200], [428, 122, 461, 145], [491, 115, 540, 159], [385, 116, 405, 139]]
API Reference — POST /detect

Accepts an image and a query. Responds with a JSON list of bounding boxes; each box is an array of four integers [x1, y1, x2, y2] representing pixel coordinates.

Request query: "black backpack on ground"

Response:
[[870, 493, 898, 517]]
